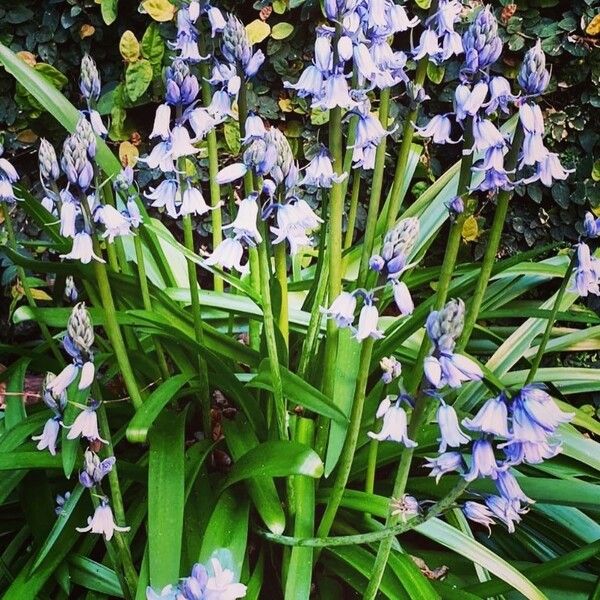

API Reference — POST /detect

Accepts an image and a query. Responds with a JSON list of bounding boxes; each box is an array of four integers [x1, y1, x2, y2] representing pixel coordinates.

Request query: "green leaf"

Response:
[[427, 62, 445, 85], [141, 23, 165, 77], [248, 359, 348, 424], [223, 121, 241, 154], [127, 373, 193, 443], [198, 489, 249, 580], [0, 452, 62, 470], [148, 410, 187, 589], [4, 357, 29, 429], [271, 22, 294, 40], [221, 440, 323, 491], [101, 0, 118, 24], [125, 59, 153, 101], [69, 554, 123, 597]]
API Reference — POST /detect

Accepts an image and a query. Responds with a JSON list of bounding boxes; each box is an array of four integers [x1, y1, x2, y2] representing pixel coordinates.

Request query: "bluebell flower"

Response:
[[242, 113, 267, 143], [454, 82, 488, 122], [519, 102, 547, 167], [523, 152, 573, 187], [584, 212, 600, 238], [392, 281, 414, 316], [145, 179, 179, 218], [61, 133, 94, 190], [313, 72, 356, 110], [223, 194, 262, 244], [271, 203, 314, 255], [424, 344, 483, 389], [437, 401, 470, 452], [61, 232, 105, 265], [425, 451, 463, 483], [380, 356, 402, 384], [514, 386, 573, 432], [412, 28, 441, 61], [77, 500, 130, 541], [485, 495, 522, 533], [463, 394, 510, 437], [243, 139, 278, 177], [216, 162, 249, 185], [415, 114, 460, 145], [180, 183, 216, 217], [189, 108, 220, 141], [473, 167, 515, 193], [284, 65, 324, 98], [495, 470, 534, 505], [80, 54, 101, 102], [353, 43, 379, 82], [66, 403, 108, 444], [300, 147, 346, 188], [509, 398, 551, 443], [463, 500, 496, 534], [170, 125, 198, 160], [94, 204, 132, 242], [472, 117, 505, 153], [368, 396, 417, 447], [378, 217, 419, 279], [502, 440, 561, 465], [206, 5, 226, 37], [322, 291, 357, 328], [464, 439, 502, 481], [144, 140, 175, 173], [314, 35, 333, 73], [205, 237, 249, 275], [354, 302, 384, 341], [518, 39, 550, 96], [485, 77, 518, 115], [64, 276, 79, 303], [38, 139, 60, 183], [59, 195, 78, 238], [447, 195, 464, 219], [204, 554, 247, 599], [222, 14, 264, 78], [79, 449, 115, 488], [426, 298, 465, 343], [389, 3, 419, 31], [571, 242, 600, 297], [390, 494, 421, 522], [32, 417, 61, 456]]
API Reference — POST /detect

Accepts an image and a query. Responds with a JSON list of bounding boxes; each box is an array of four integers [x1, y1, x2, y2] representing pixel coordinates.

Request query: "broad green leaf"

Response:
[[271, 22, 294, 39], [221, 440, 323, 491], [125, 59, 153, 101], [101, 0, 118, 24], [248, 359, 348, 424], [0, 452, 61, 470], [69, 554, 123, 597], [141, 23, 165, 76], [198, 489, 249, 580], [149, 410, 187, 589], [127, 373, 193, 443], [0, 412, 47, 452], [4, 357, 29, 429]]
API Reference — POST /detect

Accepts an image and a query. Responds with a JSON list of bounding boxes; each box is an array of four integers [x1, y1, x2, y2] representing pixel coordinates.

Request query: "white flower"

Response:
[[65, 406, 108, 443], [61, 232, 105, 265], [180, 185, 215, 217], [354, 304, 384, 341], [368, 398, 417, 447], [89, 110, 108, 137], [32, 417, 61, 455], [205, 238, 248, 275], [77, 502, 130, 541], [392, 281, 413, 316], [150, 103, 171, 140], [216, 163, 248, 185], [205, 557, 247, 600], [223, 195, 262, 244], [79, 361, 95, 390], [47, 363, 78, 396], [95, 205, 132, 242], [270, 203, 313, 255], [189, 108, 220, 140], [322, 291, 356, 328], [170, 125, 198, 159]]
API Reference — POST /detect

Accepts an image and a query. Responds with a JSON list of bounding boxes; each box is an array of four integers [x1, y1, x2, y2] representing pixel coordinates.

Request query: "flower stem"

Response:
[[199, 31, 223, 293], [257, 220, 287, 439], [525, 252, 576, 386], [343, 173, 361, 252], [357, 87, 391, 288], [457, 125, 525, 350], [182, 213, 211, 434], [2, 204, 63, 364], [274, 241, 289, 349], [133, 233, 170, 381]]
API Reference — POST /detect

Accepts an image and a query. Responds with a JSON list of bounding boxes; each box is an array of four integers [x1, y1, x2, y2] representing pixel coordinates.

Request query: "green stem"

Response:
[[274, 241, 289, 349], [525, 252, 576, 386], [357, 88, 390, 288], [96, 402, 138, 598], [133, 233, 170, 381], [257, 220, 287, 440], [364, 439, 379, 517], [343, 173, 361, 252], [2, 205, 63, 364], [182, 214, 211, 435], [199, 32, 223, 293], [457, 125, 525, 350], [316, 338, 374, 546], [262, 479, 469, 548], [384, 58, 429, 230]]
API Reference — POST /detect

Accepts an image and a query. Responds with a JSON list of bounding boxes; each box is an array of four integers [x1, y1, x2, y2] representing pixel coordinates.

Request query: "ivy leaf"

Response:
[[462, 215, 479, 242], [223, 121, 241, 154], [119, 31, 140, 63], [586, 13, 600, 36], [142, 0, 176, 22], [125, 59, 153, 102], [100, 0, 118, 25], [141, 23, 165, 77], [427, 62, 445, 85], [271, 23, 294, 40], [246, 19, 271, 44]]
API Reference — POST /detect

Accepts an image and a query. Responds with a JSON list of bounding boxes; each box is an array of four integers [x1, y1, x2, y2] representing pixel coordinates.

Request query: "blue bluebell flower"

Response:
[[222, 14, 265, 78], [519, 103, 547, 167], [205, 237, 249, 275], [271, 203, 315, 255], [412, 28, 441, 61], [390, 494, 420, 522], [437, 401, 470, 452], [463, 394, 510, 437], [0, 154, 18, 204], [485, 76, 518, 115], [145, 179, 179, 218], [502, 440, 561, 465], [284, 65, 324, 98], [242, 113, 267, 143], [61, 232, 105, 265], [472, 117, 505, 153], [32, 417, 61, 456], [464, 439, 502, 481], [216, 162, 248, 185], [461, 6, 502, 76], [80, 54, 101, 102], [447, 195, 464, 220], [313, 72, 356, 111], [415, 114, 460, 144], [61, 133, 94, 190], [206, 5, 226, 37], [323, 291, 357, 328], [79, 449, 115, 488], [518, 39, 550, 97], [94, 204, 133, 242], [424, 451, 463, 483], [523, 152, 573, 187], [485, 495, 523, 533], [180, 182, 216, 217], [584, 212, 600, 238], [66, 402, 108, 444], [77, 500, 130, 540], [571, 242, 600, 297], [223, 194, 262, 244], [463, 500, 496, 534], [300, 147, 346, 188], [454, 82, 488, 122], [514, 386, 573, 433], [424, 340, 483, 389], [392, 281, 414, 316], [495, 470, 534, 505], [38, 139, 60, 183], [368, 396, 417, 446], [354, 302, 384, 341]]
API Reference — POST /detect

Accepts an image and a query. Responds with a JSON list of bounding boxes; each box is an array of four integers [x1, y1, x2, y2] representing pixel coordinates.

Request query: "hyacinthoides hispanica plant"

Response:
[[0, 0, 599, 599]]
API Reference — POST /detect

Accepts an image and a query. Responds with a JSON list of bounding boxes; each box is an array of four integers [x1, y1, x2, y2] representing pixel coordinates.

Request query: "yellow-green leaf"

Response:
[[586, 13, 600, 35], [30, 288, 52, 302], [119, 30, 140, 62], [271, 22, 294, 40], [101, 0, 118, 25], [142, 0, 175, 22], [461, 215, 479, 242], [125, 59, 152, 101], [272, 0, 287, 14], [119, 141, 139, 167], [246, 19, 271, 44]]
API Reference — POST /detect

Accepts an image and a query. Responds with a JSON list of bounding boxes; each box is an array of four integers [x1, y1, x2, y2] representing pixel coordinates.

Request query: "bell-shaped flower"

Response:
[[368, 397, 417, 447], [79, 361, 95, 390], [571, 242, 600, 297], [300, 147, 346, 188], [486, 76, 518, 115], [424, 451, 463, 483], [525, 152, 573, 187], [144, 140, 175, 173], [89, 110, 108, 137], [322, 291, 356, 328], [0, 157, 19, 183], [415, 115, 460, 145], [454, 82, 488, 122], [495, 470, 534, 505], [224, 194, 262, 244], [145, 179, 179, 218], [472, 118, 505, 153], [464, 439, 502, 481], [170, 125, 198, 159], [271, 203, 313, 255], [284, 65, 324, 98], [189, 108, 220, 141], [61, 232, 105, 265], [242, 113, 266, 143], [205, 237, 249, 275], [584, 212, 600, 238], [205, 556, 247, 600], [79, 449, 115, 488], [207, 6, 226, 37], [314, 36, 333, 73], [313, 72, 355, 110], [485, 495, 522, 533], [463, 501, 496, 534], [32, 417, 61, 456], [463, 394, 510, 437], [180, 184, 215, 217], [46, 363, 78, 396], [95, 205, 132, 243], [412, 28, 441, 61], [245, 50, 265, 78], [60, 199, 78, 238], [516, 386, 573, 432], [392, 280, 413, 316], [216, 162, 248, 185], [77, 501, 130, 541], [437, 402, 470, 452], [150, 104, 171, 140], [354, 303, 384, 341], [66, 404, 108, 444], [501, 439, 561, 466]]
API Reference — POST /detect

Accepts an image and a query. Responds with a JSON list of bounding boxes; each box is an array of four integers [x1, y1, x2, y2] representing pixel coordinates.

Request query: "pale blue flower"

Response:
[[205, 554, 247, 600], [463, 500, 495, 534], [144, 140, 175, 173], [284, 65, 324, 98], [145, 179, 179, 218], [146, 585, 178, 600], [32, 417, 61, 456], [518, 39, 550, 96], [501, 440, 561, 465], [79, 449, 115, 488], [94, 204, 132, 242], [205, 237, 249, 275], [207, 6, 226, 37], [216, 162, 249, 185], [180, 183, 215, 217], [368, 396, 417, 447], [313, 72, 355, 110], [464, 439, 502, 481], [380, 356, 402, 384], [392, 281, 413, 316], [322, 291, 357, 328], [515, 386, 573, 432], [571, 242, 600, 297], [242, 113, 266, 143], [223, 194, 262, 244], [412, 28, 441, 61], [463, 394, 509, 437], [495, 470, 534, 505], [454, 82, 488, 122], [415, 114, 460, 144], [437, 402, 470, 452], [485, 76, 518, 114], [354, 303, 384, 341], [66, 404, 108, 444], [524, 152, 573, 187], [300, 147, 346, 188], [485, 495, 522, 533], [519, 103, 547, 166], [425, 451, 463, 483], [472, 118, 505, 153], [461, 6, 502, 74], [61, 232, 105, 265], [150, 104, 171, 140], [584, 212, 600, 238], [77, 500, 130, 541]]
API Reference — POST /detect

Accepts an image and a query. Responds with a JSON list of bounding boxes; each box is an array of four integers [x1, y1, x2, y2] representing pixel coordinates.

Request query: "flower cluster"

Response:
[[146, 550, 246, 600], [424, 299, 483, 389]]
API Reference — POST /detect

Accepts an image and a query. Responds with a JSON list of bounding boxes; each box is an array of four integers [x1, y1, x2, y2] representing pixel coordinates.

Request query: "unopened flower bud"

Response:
[[75, 117, 97, 159], [61, 133, 93, 190], [64, 275, 78, 303], [222, 15, 251, 66], [462, 6, 502, 75], [38, 139, 60, 182], [380, 356, 402, 384], [80, 54, 101, 102], [79, 448, 115, 488], [448, 196, 464, 218], [518, 39, 550, 96], [381, 217, 419, 278], [42, 372, 67, 414], [68, 302, 95, 355], [369, 254, 385, 272]]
